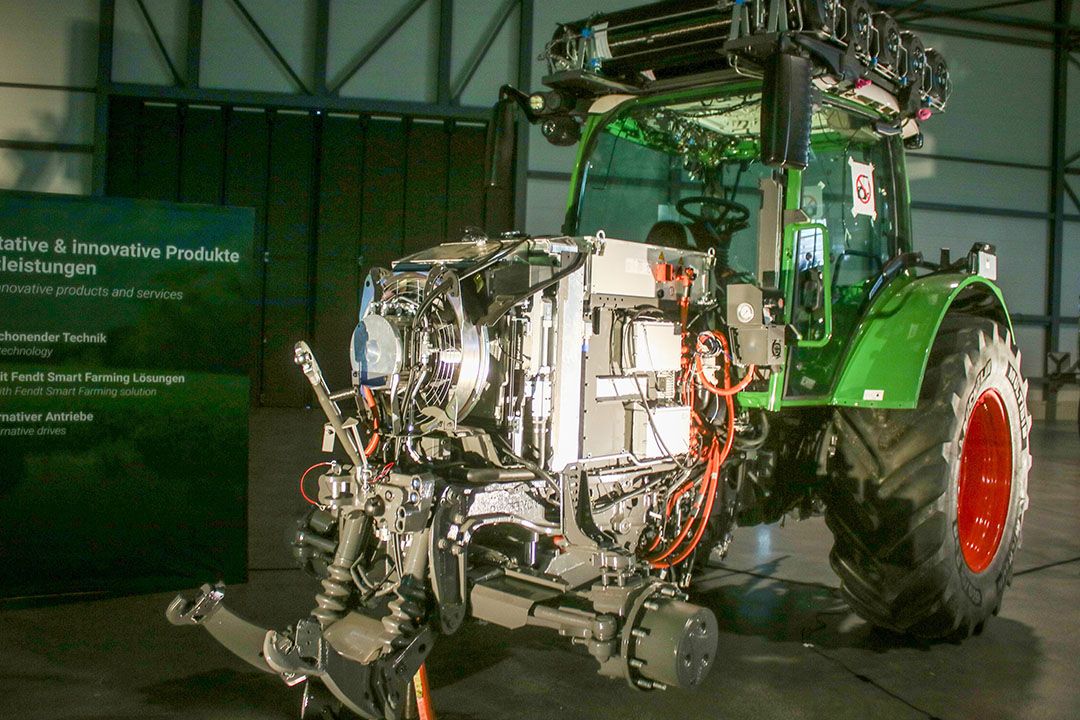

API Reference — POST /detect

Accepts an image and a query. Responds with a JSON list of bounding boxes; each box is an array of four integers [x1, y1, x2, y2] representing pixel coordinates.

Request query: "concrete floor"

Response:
[[2, 412, 1077, 720]]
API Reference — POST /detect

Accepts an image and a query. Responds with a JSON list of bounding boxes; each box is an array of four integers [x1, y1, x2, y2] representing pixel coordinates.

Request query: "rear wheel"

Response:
[[826, 316, 1031, 639]]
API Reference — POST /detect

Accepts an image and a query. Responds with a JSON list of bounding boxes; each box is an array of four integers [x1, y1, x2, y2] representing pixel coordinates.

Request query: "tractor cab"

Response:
[[486, 0, 954, 406], [568, 83, 908, 397], [170, 4, 1032, 716]]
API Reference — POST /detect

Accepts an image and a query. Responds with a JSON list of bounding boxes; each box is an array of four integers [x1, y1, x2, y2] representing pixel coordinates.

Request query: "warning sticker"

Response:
[[848, 157, 877, 220]]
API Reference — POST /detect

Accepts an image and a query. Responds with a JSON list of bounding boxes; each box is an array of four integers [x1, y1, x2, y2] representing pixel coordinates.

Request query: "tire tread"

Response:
[[825, 316, 1028, 639]]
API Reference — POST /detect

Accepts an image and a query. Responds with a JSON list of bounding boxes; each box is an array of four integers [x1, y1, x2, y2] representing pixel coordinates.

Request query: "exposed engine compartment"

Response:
[[156, 0, 1020, 714], [169, 233, 825, 719]]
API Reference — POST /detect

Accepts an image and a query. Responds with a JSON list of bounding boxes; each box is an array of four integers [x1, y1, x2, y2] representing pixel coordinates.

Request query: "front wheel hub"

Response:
[[957, 389, 1013, 573]]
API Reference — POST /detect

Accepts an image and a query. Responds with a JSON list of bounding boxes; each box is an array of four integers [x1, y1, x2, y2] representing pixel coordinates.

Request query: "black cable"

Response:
[[480, 250, 587, 324], [459, 237, 529, 281], [492, 436, 561, 496]]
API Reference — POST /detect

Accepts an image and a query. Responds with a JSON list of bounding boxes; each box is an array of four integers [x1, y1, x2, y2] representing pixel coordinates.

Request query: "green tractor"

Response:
[[170, 1, 1032, 715], [518, 0, 1032, 639]]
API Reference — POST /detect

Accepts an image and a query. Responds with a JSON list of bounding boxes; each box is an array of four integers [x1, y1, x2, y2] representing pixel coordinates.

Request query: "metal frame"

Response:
[[87, 0, 531, 203], [1045, 0, 1077, 417], [1, 0, 1076, 375], [524, 0, 1080, 370], [884, 0, 1080, 374]]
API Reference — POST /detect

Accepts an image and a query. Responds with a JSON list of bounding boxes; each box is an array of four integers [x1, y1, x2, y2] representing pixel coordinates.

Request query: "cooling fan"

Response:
[[352, 271, 489, 426]]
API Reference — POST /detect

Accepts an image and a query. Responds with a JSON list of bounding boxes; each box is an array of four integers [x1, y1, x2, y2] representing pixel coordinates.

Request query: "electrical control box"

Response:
[[629, 404, 692, 459], [626, 321, 682, 373]]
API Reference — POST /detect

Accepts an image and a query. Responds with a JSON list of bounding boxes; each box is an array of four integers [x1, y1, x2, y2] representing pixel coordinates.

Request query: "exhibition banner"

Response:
[[0, 191, 254, 599]]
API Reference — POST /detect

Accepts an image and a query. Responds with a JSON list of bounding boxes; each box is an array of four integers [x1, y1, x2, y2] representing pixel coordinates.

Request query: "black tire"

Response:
[[826, 316, 1031, 639]]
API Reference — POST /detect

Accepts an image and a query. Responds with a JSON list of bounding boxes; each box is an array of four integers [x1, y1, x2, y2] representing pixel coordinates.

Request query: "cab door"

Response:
[[784, 108, 907, 400]]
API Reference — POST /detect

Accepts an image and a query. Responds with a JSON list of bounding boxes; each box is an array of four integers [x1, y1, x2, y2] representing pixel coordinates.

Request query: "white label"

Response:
[[848, 158, 877, 220], [625, 257, 651, 275], [595, 375, 639, 400], [862, 389, 885, 401]]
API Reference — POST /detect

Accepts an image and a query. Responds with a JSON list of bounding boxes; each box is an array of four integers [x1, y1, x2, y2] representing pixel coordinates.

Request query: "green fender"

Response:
[[829, 272, 1011, 409]]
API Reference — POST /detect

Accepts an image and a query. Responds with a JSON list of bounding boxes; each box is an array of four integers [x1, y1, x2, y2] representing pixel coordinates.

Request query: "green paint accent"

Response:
[[564, 115, 604, 231], [736, 368, 783, 411], [829, 273, 1010, 409], [785, 170, 804, 208], [781, 168, 802, 321]]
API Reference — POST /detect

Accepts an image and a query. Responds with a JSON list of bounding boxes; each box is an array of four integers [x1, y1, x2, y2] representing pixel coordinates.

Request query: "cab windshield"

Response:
[[575, 91, 768, 280], [573, 90, 901, 288]]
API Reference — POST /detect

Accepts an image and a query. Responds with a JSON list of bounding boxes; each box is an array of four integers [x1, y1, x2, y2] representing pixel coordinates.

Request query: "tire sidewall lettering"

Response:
[[964, 358, 992, 419], [1005, 361, 1029, 449]]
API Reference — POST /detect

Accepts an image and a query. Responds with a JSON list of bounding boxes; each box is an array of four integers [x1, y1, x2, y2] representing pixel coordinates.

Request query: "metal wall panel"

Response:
[[313, 258, 358, 388], [317, 114, 364, 260], [223, 108, 271, 405], [0, 149, 93, 195], [1062, 222, 1080, 319], [263, 110, 317, 405], [906, 156, 1050, 214], [106, 98, 508, 406], [0, 87, 96, 145], [111, 0, 189, 85], [314, 114, 365, 386], [137, 103, 182, 201], [0, 0, 100, 87], [360, 118, 407, 270], [524, 176, 570, 236], [106, 95, 141, 195], [915, 31, 1052, 166], [330, 0, 439, 102], [446, 122, 487, 237], [180, 106, 225, 204], [200, 0, 317, 93], [452, 0, 520, 106], [1014, 324, 1047, 380], [404, 119, 450, 253], [911, 209, 1049, 317]]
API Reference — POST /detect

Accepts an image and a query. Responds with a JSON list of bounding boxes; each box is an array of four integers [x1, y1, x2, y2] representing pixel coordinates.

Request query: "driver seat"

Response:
[[646, 221, 696, 249]]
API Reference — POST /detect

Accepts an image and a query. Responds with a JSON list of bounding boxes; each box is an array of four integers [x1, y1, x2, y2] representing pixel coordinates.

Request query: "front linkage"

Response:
[[166, 0, 1031, 717]]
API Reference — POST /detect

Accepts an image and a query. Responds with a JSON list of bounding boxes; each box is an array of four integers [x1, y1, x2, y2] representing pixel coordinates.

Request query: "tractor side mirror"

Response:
[[485, 91, 519, 189], [760, 53, 813, 170], [788, 222, 833, 348]]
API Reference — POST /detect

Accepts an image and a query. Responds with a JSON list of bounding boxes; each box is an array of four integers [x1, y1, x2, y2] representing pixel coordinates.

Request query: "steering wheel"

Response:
[[676, 196, 751, 235]]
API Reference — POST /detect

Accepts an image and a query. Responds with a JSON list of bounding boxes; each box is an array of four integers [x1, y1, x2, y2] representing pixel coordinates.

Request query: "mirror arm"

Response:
[[790, 223, 833, 349]]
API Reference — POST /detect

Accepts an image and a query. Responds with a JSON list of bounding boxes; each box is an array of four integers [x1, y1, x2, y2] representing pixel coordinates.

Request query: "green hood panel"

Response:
[[829, 273, 1011, 409]]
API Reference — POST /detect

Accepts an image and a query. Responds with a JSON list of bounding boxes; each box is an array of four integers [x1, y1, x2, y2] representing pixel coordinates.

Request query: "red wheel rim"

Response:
[[957, 389, 1013, 573]]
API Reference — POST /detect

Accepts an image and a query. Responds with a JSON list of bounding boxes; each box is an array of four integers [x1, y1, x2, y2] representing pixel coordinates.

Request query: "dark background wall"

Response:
[[104, 98, 510, 405]]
